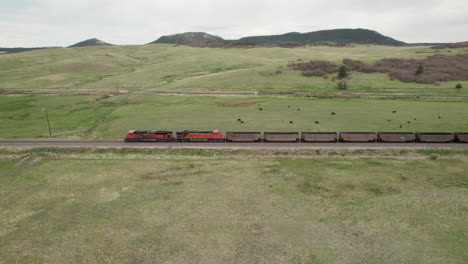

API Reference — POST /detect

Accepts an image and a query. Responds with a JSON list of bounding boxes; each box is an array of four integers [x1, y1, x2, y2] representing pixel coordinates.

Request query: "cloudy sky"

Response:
[[1, 0, 467, 47]]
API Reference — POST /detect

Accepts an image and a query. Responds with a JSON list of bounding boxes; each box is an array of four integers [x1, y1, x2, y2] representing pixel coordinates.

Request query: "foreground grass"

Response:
[[1, 94, 467, 139], [0, 150, 467, 263], [1, 147, 467, 159], [0, 44, 467, 95]]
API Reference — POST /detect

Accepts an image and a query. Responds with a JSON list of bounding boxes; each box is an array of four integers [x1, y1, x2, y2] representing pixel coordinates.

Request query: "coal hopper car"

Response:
[[339, 132, 377, 142], [226, 132, 262, 142], [264, 132, 300, 142], [455, 133, 468, 143], [416, 133, 455, 143], [302, 132, 337, 142], [377, 132, 415, 143]]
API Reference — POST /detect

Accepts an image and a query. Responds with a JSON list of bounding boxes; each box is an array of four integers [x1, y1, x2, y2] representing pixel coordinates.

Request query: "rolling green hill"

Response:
[[237, 28, 406, 46], [153, 29, 406, 46], [68, 38, 113, 48], [0, 43, 466, 96], [150, 32, 225, 46]]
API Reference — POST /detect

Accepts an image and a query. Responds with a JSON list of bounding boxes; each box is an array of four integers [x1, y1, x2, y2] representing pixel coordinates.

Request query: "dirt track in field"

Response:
[[0, 140, 467, 149], [3, 90, 468, 98]]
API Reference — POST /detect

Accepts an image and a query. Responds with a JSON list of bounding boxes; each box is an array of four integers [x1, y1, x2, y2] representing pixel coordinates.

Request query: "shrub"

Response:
[[289, 60, 338, 75], [416, 65, 425, 75], [343, 54, 468, 84], [290, 54, 468, 84], [455, 83, 463, 89], [431, 41, 468, 49], [342, 59, 365, 71], [337, 65, 349, 79], [337, 80, 348, 90]]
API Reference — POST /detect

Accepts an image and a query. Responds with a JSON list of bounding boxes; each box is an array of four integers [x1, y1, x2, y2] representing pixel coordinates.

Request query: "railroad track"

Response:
[[0, 140, 467, 149]]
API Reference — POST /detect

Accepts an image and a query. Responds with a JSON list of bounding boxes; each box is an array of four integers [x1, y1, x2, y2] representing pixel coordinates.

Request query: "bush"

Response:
[[416, 65, 425, 75], [289, 60, 338, 75], [342, 59, 364, 71], [342, 54, 468, 84], [337, 80, 348, 90], [432, 41, 468, 49], [337, 65, 349, 79], [290, 54, 468, 84], [455, 83, 463, 89]]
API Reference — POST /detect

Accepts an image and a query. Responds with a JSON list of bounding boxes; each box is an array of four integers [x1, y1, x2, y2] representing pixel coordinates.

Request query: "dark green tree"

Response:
[[337, 65, 349, 79], [416, 65, 425, 75]]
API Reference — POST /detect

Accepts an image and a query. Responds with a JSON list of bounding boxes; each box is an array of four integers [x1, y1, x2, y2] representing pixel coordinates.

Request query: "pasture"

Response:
[[0, 44, 467, 95], [0, 148, 467, 263], [0, 94, 467, 139]]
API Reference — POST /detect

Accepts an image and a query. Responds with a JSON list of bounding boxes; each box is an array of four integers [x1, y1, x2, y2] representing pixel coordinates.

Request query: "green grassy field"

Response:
[[1, 44, 467, 95], [0, 94, 467, 139], [1, 42, 467, 264], [0, 148, 467, 263]]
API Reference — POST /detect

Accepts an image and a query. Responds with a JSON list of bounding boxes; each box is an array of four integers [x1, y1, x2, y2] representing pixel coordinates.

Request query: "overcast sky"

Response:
[[1, 0, 467, 47]]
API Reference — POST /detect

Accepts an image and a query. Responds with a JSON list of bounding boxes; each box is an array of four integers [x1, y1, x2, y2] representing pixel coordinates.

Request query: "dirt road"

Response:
[[3, 90, 468, 98]]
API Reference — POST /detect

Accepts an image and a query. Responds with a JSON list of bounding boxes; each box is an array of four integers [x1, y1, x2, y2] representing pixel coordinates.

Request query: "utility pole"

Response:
[[44, 108, 52, 136]]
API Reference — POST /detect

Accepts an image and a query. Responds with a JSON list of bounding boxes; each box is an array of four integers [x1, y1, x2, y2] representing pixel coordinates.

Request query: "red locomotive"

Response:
[[176, 130, 224, 142], [124, 130, 174, 142]]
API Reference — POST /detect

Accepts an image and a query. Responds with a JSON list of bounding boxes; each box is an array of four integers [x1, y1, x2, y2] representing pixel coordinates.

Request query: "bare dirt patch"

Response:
[[218, 102, 257, 108], [13, 155, 43, 168]]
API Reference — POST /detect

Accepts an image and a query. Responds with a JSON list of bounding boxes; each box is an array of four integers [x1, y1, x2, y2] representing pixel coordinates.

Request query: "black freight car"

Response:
[[339, 132, 376, 142], [416, 133, 455, 143], [264, 132, 300, 142], [377, 132, 415, 143], [302, 132, 337, 142], [226, 132, 262, 142]]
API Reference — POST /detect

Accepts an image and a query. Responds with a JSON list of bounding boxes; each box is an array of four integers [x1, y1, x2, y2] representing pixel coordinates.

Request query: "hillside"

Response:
[[237, 28, 406, 46], [0, 47, 60, 54], [0, 42, 466, 96], [150, 32, 225, 46], [68, 38, 113, 48]]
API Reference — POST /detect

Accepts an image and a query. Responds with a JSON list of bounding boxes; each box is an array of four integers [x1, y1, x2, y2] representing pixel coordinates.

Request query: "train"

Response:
[[124, 130, 468, 143]]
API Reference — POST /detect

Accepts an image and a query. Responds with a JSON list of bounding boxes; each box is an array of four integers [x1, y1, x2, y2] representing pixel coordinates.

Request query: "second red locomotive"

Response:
[[124, 130, 174, 142], [176, 130, 224, 142]]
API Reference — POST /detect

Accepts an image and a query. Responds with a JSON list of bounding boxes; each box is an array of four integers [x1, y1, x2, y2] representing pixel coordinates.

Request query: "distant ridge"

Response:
[[68, 38, 113, 48], [236, 28, 406, 46], [0, 47, 60, 54], [149, 32, 225, 46], [9, 29, 466, 49]]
